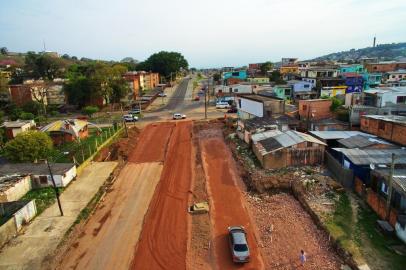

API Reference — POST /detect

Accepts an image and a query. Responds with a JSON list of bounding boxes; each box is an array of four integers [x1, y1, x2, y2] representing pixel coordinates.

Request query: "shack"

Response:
[[252, 130, 326, 169]]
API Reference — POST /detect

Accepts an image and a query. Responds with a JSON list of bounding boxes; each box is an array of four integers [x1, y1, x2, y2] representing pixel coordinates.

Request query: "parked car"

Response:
[[228, 226, 250, 263], [194, 96, 200, 101], [173, 113, 186, 120], [216, 102, 231, 109], [227, 107, 237, 113], [123, 114, 138, 122], [129, 108, 140, 114], [158, 92, 167, 97]]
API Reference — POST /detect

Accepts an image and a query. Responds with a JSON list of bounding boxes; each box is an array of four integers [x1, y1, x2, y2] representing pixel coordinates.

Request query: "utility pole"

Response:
[[46, 159, 64, 216], [120, 104, 128, 137], [385, 153, 396, 221], [205, 78, 208, 120]]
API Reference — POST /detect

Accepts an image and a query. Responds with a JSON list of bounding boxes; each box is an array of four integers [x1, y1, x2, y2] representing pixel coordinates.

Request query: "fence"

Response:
[[325, 151, 354, 188], [49, 123, 124, 164]]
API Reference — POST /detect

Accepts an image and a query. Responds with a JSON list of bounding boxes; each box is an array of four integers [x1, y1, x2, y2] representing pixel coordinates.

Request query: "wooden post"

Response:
[[385, 153, 396, 221]]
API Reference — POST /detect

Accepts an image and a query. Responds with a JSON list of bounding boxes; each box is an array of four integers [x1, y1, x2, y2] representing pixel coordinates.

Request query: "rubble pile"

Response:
[[246, 192, 344, 269]]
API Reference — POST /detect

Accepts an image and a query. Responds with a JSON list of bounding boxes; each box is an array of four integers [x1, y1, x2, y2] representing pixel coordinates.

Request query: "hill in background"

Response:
[[310, 42, 406, 62]]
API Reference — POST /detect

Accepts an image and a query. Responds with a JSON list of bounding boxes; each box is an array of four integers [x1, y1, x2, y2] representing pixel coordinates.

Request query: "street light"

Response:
[[44, 159, 64, 216]]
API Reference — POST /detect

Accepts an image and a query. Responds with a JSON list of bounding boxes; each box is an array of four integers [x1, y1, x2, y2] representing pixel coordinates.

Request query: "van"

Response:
[[216, 102, 230, 109]]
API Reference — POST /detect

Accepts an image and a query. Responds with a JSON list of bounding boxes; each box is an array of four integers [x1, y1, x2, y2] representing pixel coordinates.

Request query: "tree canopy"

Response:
[[260, 61, 273, 75], [24, 52, 67, 80], [4, 131, 53, 162], [64, 62, 129, 107], [137, 51, 188, 79]]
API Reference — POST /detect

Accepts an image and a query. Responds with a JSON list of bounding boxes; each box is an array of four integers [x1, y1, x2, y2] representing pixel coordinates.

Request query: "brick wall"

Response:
[[9, 85, 32, 106], [391, 124, 406, 145], [354, 177, 364, 195], [361, 116, 406, 146], [366, 189, 398, 226], [298, 100, 332, 120]]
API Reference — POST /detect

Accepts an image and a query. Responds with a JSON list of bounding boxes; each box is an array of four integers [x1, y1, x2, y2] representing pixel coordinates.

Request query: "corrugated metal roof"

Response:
[[333, 148, 406, 165], [310, 131, 376, 140], [251, 130, 282, 143], [338, 135, 392, 148], [255, 130, 326, 155]]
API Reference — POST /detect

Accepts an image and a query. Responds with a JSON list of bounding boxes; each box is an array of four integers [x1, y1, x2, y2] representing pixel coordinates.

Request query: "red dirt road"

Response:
[[130, 121, 193, 270], [128, 122, 174, 163], [200, 130, 265, 270]]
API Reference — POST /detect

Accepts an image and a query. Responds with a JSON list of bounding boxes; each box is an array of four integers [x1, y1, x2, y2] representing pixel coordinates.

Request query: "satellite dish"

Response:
[[370, 163, 375, 170]]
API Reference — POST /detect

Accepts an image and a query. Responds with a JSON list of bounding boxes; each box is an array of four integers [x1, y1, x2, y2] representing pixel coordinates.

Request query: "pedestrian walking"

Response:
[[300, 250, 307, 266]]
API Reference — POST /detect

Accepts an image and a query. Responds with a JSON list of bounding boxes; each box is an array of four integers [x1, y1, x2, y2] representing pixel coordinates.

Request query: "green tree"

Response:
[[82, 106, 99, 117], [0, 47, 8, 55], [330, 97, 344, 112], [25, 52, 66, 80], [213, 73, 221, 82], [260, 61, 273, 75], [4, 131, 53, 162], [269, 70, 285, 84], [137, 51, 188, 79]]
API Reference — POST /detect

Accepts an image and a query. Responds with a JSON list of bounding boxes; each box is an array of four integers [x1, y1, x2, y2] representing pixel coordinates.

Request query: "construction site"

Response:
[[49, 119, 361, 270]]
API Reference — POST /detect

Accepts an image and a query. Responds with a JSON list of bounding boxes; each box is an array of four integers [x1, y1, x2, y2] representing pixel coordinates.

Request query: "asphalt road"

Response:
[[154, 78, 190, 112]]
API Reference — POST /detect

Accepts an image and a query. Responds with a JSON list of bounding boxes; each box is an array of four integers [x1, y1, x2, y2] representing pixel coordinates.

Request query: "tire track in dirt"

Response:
[[199, 129, 265, 270], [130, 121, 193, 270], [128, 122, 175, 163]]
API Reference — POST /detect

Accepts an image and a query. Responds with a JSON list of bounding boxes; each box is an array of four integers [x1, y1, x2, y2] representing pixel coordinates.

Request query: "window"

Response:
[[232, 72, 239, 76], [381, 182, 388, 194], [378, 121, 385, 130], [284, 89, 290, 96], [238, 99, 241, 108], [39, 175, 48, 184], [302, 105, 307, 110], [397, 96, 406, 104], [304, 84, 309, 88], [233, 89, 238, 93]]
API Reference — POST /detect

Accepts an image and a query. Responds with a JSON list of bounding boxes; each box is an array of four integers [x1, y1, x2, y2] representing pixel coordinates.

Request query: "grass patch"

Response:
[[324, 192, 406, 269], [21, 187, 64, 215], [49, 126, 122, 163]]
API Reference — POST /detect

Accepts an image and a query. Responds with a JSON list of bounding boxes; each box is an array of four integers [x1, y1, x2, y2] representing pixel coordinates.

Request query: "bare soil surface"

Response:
[[127, 122, 174, 163], [246, 193, 343, 270], [199, 128, 265, 270], [57, 163, 163, 270], [186, 124, 212, 270], [130, 121, 193, 270]]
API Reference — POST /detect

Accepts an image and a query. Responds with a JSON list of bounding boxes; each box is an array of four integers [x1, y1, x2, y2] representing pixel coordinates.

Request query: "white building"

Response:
[[363, 87, 406, 107], [2, 120, 36, 139], [215, 84, 254, 95], [236, 94, 285, 119], [0, 163, 77, 188]]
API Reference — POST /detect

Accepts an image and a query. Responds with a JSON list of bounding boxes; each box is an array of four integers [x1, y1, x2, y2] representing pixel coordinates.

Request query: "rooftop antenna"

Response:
[[373, 36, 376, 48], [43, 39, 46, 52]]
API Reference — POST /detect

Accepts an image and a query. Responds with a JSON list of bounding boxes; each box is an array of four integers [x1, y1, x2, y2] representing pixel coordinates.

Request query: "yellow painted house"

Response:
[[320, 86, 347, 97], [280, 66, 299, 75]]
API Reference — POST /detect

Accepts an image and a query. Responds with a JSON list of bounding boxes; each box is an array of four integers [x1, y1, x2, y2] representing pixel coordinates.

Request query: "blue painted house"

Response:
[[342, 73, 364, 93], [222, 70, 247, 81], [362, 73, 382, 89], [339, 64, 365, 74]]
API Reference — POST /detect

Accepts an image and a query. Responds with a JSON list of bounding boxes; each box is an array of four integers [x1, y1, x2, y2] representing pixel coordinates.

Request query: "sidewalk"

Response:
[[0, 162, 118, 270], [145, 84, 178, 111]]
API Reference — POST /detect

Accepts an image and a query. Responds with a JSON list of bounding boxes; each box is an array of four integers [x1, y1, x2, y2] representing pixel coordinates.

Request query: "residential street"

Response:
[[0, 162, 118, 270]]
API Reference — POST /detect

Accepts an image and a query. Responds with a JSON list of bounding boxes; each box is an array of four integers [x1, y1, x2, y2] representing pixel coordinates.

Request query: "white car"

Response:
[[216, 102, 231, 109], [158, 92, 167, 97], [173, 113, 186, 120], [123, 114, 138, 122]]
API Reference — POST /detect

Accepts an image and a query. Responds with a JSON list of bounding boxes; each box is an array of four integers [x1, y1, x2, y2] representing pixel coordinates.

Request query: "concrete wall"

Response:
[[13, 200, 37, 230], [0, 218, 17, 248], [238, 98, 263, 117], [0, 176, 32, 203], [0, 200, 37, 247]]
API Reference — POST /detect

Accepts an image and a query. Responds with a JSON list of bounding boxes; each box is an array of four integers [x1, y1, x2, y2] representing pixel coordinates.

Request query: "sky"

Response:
[[1, 0, 406, 68]]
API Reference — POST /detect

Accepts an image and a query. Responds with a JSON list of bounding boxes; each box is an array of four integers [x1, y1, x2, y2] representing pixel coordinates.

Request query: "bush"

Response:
[[23, 101, 42, 115], [34, 115, 47, 124], [4, 131, 53, 162], [82, 106, 99, 118], [9, 107, 23, 121], [20, 112, 35, 120], [49, 110, 58, 117], [330, 97, 344, 112]]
